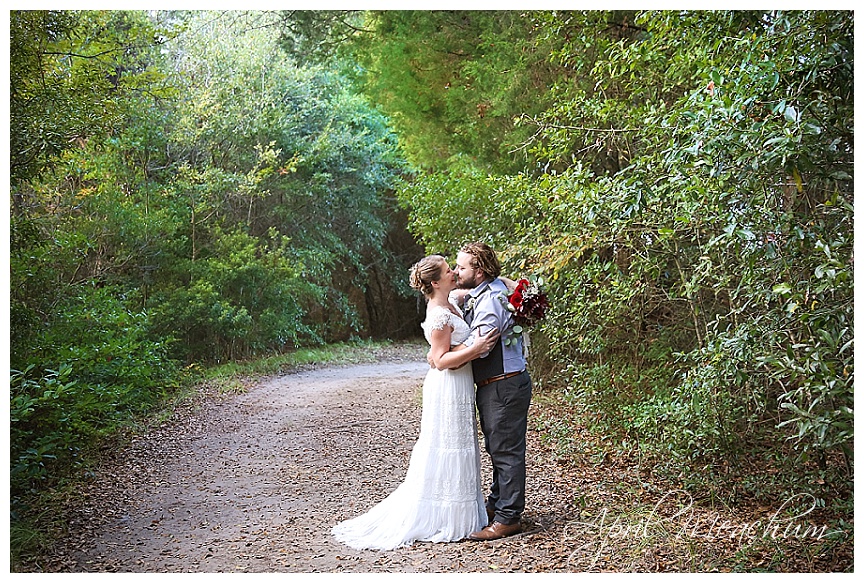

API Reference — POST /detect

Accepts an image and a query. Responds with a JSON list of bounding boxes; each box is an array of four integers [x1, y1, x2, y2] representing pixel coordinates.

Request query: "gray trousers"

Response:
[[475, 370, 532, 525]]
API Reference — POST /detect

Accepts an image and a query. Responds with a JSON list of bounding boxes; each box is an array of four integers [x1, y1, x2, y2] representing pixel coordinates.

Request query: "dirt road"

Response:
[[40, 345, 850, 573], [46, 349, 568, 573]]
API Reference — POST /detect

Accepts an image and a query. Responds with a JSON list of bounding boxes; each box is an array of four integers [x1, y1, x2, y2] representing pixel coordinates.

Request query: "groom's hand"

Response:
[[449, 288, 471, 307], [474, 326, 500, 356]]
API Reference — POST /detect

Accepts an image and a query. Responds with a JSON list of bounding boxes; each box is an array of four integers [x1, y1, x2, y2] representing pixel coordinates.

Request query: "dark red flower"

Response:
[[507, 278, 549, 327]]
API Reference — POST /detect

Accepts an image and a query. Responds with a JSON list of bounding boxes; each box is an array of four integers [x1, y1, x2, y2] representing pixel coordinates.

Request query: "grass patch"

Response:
[[205, 338, 423, 379]]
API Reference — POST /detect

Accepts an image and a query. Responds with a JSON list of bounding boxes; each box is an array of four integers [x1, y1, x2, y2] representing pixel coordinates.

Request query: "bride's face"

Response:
[[434, 260, 457, 294]]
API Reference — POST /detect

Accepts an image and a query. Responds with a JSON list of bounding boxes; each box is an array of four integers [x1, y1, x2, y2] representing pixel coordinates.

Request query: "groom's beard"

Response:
[[456, 274, 482, 289], [456, 277, 475, 290]]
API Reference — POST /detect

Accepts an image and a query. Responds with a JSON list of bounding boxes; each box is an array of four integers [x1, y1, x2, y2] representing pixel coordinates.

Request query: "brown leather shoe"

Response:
[[468, 520, 522, 541]]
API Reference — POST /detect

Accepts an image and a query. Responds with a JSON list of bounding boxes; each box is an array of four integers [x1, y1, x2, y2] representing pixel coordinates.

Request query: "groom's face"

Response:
[[454, 252, 483, 289]]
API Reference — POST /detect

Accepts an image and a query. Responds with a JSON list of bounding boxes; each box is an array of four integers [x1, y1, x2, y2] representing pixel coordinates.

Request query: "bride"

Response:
[[332, 255, 500, 550]]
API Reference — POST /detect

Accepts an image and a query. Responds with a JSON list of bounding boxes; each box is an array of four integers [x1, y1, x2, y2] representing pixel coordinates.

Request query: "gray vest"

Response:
[[463, 287, 505, 384]]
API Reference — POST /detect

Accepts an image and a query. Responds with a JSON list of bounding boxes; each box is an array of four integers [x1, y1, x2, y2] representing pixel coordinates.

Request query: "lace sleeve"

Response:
[[425, 307, 453, 332]]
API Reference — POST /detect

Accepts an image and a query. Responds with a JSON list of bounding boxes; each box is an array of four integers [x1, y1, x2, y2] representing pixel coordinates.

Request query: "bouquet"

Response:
[[507, 278, 549, 328]]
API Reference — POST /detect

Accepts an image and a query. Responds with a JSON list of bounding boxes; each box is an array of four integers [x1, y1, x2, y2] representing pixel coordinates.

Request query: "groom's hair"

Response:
[[460, 242, 501, 279]]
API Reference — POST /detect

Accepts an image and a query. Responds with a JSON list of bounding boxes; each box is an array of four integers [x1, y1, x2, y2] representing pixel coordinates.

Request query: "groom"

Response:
[[455, 242, 533, 541]]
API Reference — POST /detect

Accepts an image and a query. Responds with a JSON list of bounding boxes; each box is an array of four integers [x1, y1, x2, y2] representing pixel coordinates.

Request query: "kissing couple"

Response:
[[333, 242, 533, 550]]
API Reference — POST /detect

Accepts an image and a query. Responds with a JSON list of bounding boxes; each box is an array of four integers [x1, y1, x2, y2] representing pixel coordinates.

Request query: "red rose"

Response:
[[509, 291, 523, 308]]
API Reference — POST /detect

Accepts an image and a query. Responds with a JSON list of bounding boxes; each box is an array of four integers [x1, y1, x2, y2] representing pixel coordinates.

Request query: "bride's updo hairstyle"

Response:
[[409, 255, 446, 299]]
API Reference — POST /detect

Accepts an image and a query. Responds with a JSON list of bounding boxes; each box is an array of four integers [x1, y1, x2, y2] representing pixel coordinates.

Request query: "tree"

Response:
[[350, 10, 564, 174], [9, 10, 169, 193], [146, 10, 410, 357], [9, 9, 416, 501], [384, 10, 853, 495], [10, 10, 181, 499]]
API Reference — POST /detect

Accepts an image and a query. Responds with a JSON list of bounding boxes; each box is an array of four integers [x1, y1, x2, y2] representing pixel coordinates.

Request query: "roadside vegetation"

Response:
[[10, 10, 852, 571]]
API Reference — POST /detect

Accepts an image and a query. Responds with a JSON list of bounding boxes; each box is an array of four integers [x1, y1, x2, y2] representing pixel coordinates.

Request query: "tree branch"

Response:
[[519, 114, 639, 134]]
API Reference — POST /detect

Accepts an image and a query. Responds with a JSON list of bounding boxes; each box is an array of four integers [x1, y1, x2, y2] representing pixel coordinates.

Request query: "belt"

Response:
[[477, 370, 524, 388]]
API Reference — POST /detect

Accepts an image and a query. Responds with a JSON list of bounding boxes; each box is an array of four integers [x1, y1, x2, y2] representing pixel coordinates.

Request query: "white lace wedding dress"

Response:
[[331, 305, 487, 550]]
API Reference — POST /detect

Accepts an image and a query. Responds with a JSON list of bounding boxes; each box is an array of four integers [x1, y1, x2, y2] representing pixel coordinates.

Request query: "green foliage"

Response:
[[9, 10, 173, 186], [10, 284, 178, 499], [9, 10, 413, 508], [10, 364, 78, 494], [148, 228, 324, 360], [353, 11, 560, 173], [389, 10, 853, 495], [148, 13, 406, 353], [12, 10, 409, 362]]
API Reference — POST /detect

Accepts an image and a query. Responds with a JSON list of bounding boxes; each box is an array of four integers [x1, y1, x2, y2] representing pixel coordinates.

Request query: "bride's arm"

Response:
[[428, 326, 500, 370], [451, 279, 516, 305]]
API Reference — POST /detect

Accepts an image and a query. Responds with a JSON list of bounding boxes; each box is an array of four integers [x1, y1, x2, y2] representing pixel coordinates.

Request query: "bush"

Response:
[[10, 284, 179, 500], [147, 228, 327, 361], [396, 10, 853, 496]]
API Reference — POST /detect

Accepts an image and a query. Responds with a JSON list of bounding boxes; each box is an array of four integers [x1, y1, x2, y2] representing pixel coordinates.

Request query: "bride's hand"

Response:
[[500, 276, 517, 293]]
